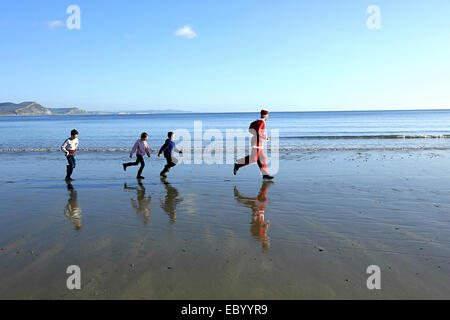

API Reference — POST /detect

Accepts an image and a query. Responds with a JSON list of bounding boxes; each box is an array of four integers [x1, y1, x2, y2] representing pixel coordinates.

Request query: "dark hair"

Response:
[[168, 131, 174, 138], [71, 129, 79, 136], [141, 132, 148, 139]]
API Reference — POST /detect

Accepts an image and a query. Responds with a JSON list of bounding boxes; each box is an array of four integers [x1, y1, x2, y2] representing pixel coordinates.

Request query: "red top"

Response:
[[249, 119, 267, 147]]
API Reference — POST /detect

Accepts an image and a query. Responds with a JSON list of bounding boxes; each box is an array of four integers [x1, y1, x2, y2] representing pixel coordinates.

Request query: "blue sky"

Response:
[[0, 0, 449, 112]]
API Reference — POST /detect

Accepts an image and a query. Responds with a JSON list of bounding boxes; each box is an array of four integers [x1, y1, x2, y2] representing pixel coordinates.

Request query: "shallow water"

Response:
[[0, 150, 449, 299], [2, 110, 450, 152]]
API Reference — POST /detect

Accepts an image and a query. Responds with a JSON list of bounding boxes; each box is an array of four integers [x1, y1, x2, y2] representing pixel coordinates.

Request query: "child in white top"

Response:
[[61, 129, 79, 181]]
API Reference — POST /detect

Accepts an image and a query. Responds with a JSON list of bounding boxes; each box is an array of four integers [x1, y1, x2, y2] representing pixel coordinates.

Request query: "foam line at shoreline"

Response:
[[1, 147, 450, 153]]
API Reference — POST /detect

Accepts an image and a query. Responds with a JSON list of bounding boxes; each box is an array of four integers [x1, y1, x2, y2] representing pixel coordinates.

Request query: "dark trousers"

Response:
[[236, 147, 268, 175], [161, 154, 176, 175], [124, 154, 145, 177], [66, 155, 76, 178]]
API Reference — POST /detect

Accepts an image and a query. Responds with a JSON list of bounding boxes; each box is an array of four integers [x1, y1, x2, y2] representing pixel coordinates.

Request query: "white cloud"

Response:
[[46, 20, 64, 28], [175, 25, 197, 39]]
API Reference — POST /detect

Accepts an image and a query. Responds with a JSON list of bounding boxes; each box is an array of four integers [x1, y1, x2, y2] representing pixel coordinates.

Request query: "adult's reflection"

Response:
[[160, 177, 183, 223], [234, 181, 273, 252], [64, 181, 82, 230], [123, 181, 151, 224]]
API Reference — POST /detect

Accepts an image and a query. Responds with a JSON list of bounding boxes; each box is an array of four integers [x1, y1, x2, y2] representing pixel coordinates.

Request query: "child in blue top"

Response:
[[158, 132, 183, 178]]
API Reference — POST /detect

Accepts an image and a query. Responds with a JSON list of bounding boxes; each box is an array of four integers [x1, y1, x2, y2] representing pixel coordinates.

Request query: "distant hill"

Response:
[[0, 102, 88, 116], [48, 107, 89, 115], [0, 102, 191, 116]]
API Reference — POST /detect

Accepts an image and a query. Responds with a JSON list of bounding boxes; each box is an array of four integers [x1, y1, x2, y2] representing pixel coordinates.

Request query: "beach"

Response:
[[2, 0, 450, 305], [1, 148, 450, 299]]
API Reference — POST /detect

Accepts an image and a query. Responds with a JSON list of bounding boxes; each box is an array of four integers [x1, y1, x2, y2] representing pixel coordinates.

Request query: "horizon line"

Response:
[[3, 101, 450, 114], [85, 107, 450, 114]]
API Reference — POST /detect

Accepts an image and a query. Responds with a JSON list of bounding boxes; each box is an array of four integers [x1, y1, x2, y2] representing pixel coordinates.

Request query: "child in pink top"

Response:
[[123, 132, 151, 179]]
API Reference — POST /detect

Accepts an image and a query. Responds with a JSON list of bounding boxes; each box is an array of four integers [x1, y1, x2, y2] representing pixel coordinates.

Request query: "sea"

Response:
[[1, 110, 450, 152]]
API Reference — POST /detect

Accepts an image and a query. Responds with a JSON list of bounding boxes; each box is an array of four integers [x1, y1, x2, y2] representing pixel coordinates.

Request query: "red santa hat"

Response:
[[260, 109, 269, 117]]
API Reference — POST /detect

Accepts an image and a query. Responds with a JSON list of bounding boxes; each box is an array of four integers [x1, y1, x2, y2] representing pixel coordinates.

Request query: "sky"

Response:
[[0, 0, 449, 112]]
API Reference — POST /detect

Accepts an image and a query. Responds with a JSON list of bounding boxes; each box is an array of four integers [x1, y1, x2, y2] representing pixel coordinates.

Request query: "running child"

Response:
[[123, 132, 151, 179], [158, 132, 183, 178], [61, 129, 79, 181]]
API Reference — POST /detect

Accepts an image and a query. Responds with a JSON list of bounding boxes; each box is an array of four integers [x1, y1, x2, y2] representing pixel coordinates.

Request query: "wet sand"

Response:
[[0, 150, 450, 299]]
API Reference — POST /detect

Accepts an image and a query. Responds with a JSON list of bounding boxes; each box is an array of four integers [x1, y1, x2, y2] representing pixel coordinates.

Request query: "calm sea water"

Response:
[[1, 110, 450, 151]]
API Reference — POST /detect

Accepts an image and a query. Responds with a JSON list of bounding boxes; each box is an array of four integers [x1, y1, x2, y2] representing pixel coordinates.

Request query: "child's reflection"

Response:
[[123, 181, 151, 224], [160, 177, 183, 223], [234, 181, 273, 252], [64, 181, 82, 230]]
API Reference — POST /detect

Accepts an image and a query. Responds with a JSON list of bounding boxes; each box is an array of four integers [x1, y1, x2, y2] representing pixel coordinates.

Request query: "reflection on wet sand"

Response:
[[64, 181, 82, 230], [160, 177, 183, 223], [234, 181, 273, 252], [123, 182, 151, 224]]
